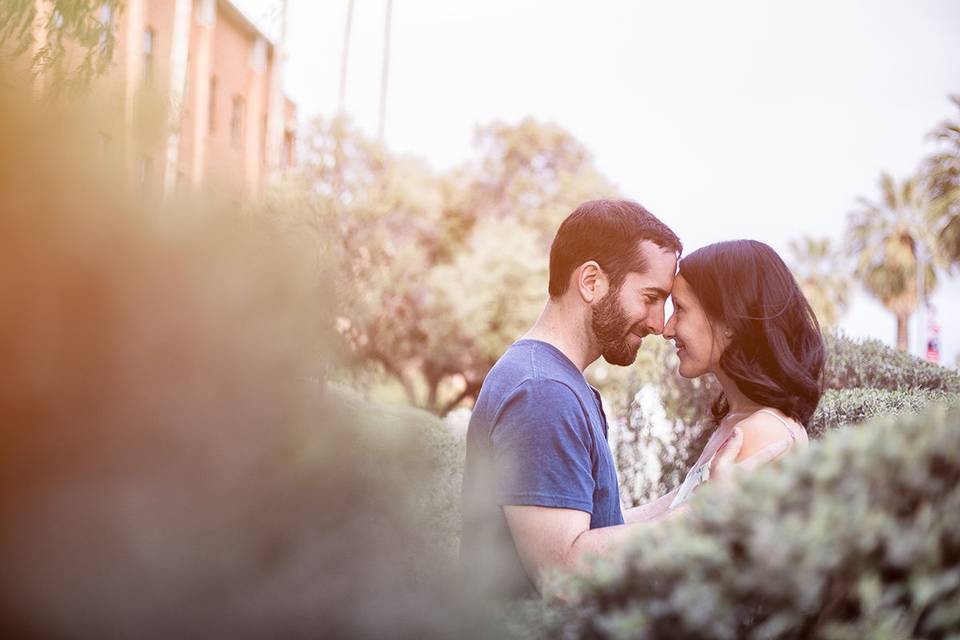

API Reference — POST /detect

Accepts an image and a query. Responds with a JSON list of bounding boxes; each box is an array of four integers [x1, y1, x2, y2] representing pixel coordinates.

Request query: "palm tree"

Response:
[[846, 173, 941, 351], [788, 236, 851, 329], [923, 95, 960, 265]]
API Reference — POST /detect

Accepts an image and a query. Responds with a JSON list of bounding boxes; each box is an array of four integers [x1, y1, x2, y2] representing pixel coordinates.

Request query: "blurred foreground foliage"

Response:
[[0, 69, 498, 639], [520, 404, 960, 640]]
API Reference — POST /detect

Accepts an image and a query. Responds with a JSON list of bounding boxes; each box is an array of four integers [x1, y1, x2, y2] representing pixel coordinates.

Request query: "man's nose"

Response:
[[647, 304, 666, 336]]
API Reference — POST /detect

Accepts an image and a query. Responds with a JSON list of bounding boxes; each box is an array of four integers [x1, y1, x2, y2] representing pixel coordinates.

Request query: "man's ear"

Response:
[[575, 261, 609, 304]]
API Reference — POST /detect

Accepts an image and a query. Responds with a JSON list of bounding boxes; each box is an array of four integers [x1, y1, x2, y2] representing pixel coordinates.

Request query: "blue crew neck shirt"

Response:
[[460, 339, 624, 597]]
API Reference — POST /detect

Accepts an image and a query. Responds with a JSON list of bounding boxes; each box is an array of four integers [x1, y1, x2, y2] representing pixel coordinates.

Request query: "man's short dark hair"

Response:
[[548, 199, 682, 298]]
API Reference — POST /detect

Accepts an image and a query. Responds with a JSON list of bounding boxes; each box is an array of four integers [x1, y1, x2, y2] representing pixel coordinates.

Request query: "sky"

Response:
[[238, 0, 960, 366]]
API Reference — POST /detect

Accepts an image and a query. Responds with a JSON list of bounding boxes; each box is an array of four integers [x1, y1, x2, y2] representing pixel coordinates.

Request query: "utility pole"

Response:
[[163, 0, 194, 196], [267, 0, 289, 176], [377, 0, 393, 142], [337, 0, 354, 114]]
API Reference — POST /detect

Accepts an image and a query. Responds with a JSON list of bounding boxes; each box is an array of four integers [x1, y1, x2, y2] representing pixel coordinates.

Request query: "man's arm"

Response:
[[505, 429, 790, 591], [503, 505, 643, 588]]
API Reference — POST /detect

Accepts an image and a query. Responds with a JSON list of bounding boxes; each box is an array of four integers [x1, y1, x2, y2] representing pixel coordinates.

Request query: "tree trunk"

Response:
[[364, 347, 418, 407], [440, 379, 482, 417], [896, 312, 909, 352], [426, 375, 440, 413]]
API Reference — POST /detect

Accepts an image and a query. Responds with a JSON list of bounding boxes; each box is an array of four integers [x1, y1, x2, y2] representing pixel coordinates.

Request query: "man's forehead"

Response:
[[631, 240, 678, 290]]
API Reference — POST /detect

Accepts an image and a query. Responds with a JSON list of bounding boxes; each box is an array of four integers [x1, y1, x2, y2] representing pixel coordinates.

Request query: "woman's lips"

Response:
[[675, 341, 686, 355]]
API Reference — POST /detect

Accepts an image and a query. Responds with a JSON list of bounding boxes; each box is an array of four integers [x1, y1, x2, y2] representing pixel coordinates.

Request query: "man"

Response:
[[460, 200, 787, 598]]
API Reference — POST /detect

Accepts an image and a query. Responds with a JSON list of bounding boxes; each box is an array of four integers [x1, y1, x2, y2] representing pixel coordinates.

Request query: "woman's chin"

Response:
[[676, 359, 704, 379]]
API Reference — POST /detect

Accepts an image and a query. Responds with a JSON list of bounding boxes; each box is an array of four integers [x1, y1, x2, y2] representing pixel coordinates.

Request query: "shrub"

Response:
[[612, 334, 960, 506], [809, 387, 960, 438], [0, 75, 496, 639], [326, 384, 466, 571], [823, 333, 960, 392], [522, 404, 960, 639]]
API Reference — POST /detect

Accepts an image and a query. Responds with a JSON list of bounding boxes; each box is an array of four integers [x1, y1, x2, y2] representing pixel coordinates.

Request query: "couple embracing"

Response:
[[460, 199, 824, 598]]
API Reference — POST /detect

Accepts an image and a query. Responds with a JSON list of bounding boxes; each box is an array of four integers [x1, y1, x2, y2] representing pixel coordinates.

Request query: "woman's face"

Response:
[[662, 274, 731, 378]]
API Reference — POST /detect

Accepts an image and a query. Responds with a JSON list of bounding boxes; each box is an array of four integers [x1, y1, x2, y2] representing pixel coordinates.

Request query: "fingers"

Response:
[[709, 427, 743, 479], [711, 428, 792, 482], [664, 502, 691, 521]]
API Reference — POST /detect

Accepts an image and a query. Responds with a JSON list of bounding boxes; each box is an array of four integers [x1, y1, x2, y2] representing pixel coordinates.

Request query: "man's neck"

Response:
[[522, 302, 597, 372]]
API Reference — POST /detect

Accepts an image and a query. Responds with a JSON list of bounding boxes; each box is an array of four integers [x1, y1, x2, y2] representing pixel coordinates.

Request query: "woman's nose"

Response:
[[662, 314, 677, 339]]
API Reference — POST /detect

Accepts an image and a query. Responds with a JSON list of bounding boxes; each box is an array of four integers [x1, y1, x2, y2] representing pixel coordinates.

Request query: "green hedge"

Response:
[[644, 333, 960, 429], [325, 384, 466, 568], [614, 335, 960, 507], [823, 333, 960, 392], [809, 387, 960, 438], [518, 404, 960, 639]]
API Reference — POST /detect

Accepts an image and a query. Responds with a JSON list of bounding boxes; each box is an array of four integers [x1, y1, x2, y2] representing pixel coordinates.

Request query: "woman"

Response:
[[659, 239, 825, 509]]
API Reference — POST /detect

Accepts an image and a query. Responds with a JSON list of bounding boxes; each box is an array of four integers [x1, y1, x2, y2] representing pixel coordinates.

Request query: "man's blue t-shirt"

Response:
[[460, 339, 624, 596]]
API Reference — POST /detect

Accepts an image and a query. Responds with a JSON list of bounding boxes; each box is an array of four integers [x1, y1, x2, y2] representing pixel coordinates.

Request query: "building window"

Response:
[[282, 131, 295, 169], [251, 37, 267, 72], [143, 28, 155, 84], [198, 0, 216, 27], [261, 114, 267, 161], [231, 96, 245, 148], [208, 76, 217, 134]]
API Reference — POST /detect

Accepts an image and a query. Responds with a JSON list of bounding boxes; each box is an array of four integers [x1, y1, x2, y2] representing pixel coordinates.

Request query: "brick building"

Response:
[[30, 0, 296, 199]]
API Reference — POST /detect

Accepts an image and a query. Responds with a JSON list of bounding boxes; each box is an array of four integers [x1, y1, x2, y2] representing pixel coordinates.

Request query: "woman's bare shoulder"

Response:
[[733, 409, 806, 462]]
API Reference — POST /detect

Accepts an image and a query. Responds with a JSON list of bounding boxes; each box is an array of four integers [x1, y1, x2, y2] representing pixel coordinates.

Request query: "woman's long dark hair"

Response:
[[678, 240, 825, 425]]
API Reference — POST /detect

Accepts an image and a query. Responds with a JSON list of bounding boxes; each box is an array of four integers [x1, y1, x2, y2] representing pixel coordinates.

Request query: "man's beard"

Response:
[[591, 290, 645, 366]]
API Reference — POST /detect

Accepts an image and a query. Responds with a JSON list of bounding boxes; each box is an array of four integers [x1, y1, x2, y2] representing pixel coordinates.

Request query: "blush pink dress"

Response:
[[669, 408, 807, 509]]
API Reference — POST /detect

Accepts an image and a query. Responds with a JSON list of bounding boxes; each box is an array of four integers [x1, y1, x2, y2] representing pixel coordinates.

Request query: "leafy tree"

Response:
[[460, 117, 616, 238], [0, 0, 122, 92], [923, 94, 960, 265], [295, 115, 615, 414]]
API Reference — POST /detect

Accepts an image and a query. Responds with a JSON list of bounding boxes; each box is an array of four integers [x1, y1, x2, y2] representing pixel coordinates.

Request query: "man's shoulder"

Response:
[[469, 342, 591, 438], [485, 340, 583, 389], [477, 373, 585, 423], [480, 344, 585, 410]]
